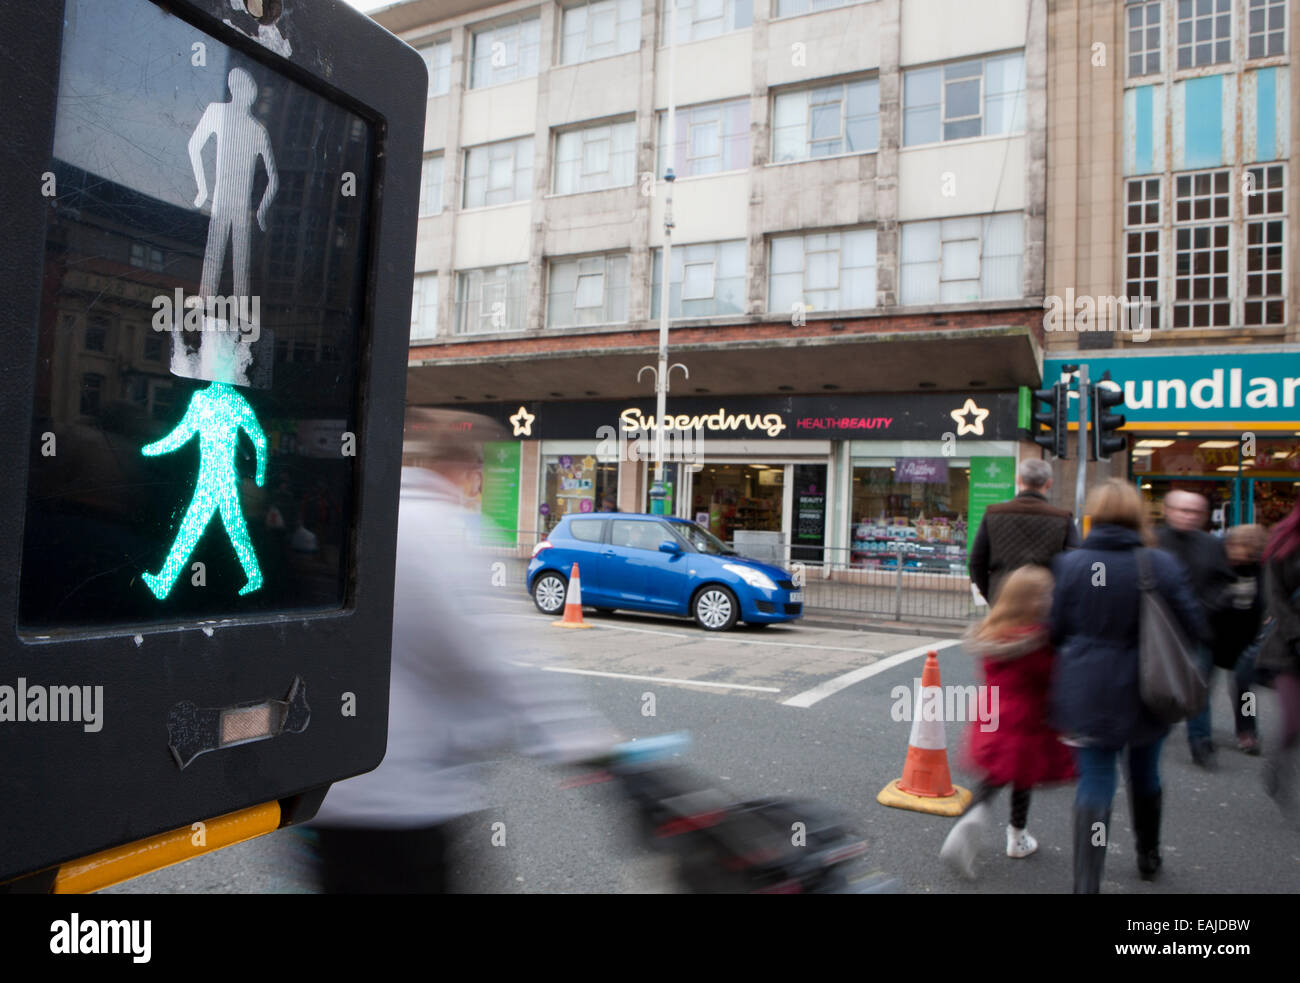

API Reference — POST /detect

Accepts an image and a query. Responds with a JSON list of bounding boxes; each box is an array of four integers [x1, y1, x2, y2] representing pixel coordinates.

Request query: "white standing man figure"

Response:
[[189, 67, 278, 303]]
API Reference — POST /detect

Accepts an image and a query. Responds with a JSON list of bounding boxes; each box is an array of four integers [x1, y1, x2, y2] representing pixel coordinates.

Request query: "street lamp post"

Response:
[[648, 0, 679, 516]]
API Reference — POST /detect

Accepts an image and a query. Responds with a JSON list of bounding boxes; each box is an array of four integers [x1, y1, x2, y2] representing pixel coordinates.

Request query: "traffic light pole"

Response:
[[1074, 363, 1089, 528]]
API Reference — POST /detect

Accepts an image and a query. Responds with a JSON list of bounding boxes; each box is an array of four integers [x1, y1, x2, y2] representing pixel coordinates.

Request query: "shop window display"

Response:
[[850, 461, 969, 572], [692, 464, 783, 542], [541, 454, 619, 533]]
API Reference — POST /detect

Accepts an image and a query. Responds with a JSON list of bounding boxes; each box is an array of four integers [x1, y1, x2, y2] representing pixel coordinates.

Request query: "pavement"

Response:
[[104, 601, 1300, 894]]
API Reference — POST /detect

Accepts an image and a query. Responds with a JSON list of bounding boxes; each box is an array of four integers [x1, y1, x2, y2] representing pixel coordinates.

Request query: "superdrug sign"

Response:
[[452, 392, 1020, 441]]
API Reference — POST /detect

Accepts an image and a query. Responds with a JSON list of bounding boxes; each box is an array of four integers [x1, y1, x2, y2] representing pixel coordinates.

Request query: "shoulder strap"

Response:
[[1135, 547, 1156, 592]]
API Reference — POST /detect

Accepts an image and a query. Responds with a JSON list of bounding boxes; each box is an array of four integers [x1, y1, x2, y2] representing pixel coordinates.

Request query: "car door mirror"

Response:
[[658, 540, 682, 554]]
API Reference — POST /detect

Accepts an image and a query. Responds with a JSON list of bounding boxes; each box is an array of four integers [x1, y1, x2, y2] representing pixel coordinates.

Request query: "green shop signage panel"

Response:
[[1044, 350, 1300, 428], [480, 441, 521, 546], [967, 457, 1017, 575]]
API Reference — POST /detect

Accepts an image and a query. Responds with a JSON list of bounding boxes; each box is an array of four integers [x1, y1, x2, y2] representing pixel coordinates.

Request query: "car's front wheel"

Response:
[[693, 585, 739, 631], [532, 572, 568, 615]]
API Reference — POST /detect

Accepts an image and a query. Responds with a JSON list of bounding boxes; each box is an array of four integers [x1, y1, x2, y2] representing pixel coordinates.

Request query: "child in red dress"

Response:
[[941, 565, 1077, 878]]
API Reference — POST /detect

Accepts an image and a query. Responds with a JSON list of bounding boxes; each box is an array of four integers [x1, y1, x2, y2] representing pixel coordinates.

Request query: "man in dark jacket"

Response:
[[969, 458, 1080, 604], [1157, 490, 1235, 767]]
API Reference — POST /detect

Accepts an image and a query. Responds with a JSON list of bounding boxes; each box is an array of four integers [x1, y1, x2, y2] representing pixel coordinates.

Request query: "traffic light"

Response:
[[1091, 374, 1127, 461], [1032, 383, 1070, 459], [0, 0, 425, 888]]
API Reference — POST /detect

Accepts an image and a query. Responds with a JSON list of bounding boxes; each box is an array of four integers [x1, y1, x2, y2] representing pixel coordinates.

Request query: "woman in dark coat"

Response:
[[1258, 497, 1300, 817], [1049, 480, 1205, 893]]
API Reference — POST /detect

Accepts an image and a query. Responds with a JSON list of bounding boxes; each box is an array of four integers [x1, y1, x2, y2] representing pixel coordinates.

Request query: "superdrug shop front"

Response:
[[443, 390, 1027, 571]]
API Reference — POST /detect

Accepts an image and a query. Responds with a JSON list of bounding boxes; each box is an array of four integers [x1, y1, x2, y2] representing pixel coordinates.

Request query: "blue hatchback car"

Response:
[[527, 514, 803, 631]]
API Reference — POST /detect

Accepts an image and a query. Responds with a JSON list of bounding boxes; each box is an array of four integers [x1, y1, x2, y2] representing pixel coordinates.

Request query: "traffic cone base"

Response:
[[553, 562, 593, 629], [877, 779, 972, 817], [877, 650, 971, 816]]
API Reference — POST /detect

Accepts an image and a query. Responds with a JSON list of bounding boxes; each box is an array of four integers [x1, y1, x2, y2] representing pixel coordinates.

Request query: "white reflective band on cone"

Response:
[[567, 573, 583, 607], [907, 683, 947, 751]]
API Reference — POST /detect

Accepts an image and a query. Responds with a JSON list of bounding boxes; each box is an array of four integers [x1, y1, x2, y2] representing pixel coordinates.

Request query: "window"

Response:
[[471, 16, 540, 88], [463, 137, 534, 208], [851, 462, 970, 571], [661, 0, 752, 44], [1176, 0, 1231, 69], [569, 518, 607, 542], [418, 40, 452, 96], [768, 228, 876, 312], [143, 333, 164, 362], [562, 0, 640, 64], [651, 240, 746, 317], [80, 373, 104, 416], [554, 120, 636, 194], [1248, 0, 1286, 58], [611, 518, 666, 550], [1127, 1, 1162, 76], [84, 314, 109, 352], [420, 155, 444, 216], [899, 213, 1023, 304], [772, 78, 879, 161], [547, 254, 629, 326], [775, 0, 868, 17], [903, 52, 1024, 146], [1244, 164, 1285, 326], [1173, 169, 1231, 327], [129, 242, 164, 272], [456, 264, 529, 334], [657, 99, 749, 177], [1125, 177, 1162, 330], [542, 455, 619, 531], [411, 273, 439, 341]]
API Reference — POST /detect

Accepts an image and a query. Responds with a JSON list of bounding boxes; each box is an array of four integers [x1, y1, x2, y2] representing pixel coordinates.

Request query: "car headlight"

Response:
[[722, 563, 777, 592]]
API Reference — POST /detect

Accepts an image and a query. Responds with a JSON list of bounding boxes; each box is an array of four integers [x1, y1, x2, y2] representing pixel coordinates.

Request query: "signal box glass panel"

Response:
[[19, 0, 374, 631]]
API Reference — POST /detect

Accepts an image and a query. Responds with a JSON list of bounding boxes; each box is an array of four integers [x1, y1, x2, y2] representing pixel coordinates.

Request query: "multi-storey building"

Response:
[[1046, 0, 1299, 528], [375, 0, 1050, 574]]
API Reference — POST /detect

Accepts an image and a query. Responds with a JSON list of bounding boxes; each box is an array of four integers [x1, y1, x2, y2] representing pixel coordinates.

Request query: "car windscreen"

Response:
[[670, 522, 735, 555]]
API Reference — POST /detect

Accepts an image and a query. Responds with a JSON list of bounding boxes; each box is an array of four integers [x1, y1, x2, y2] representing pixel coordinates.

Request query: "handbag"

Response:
[[1136, 549, 1209, 724]]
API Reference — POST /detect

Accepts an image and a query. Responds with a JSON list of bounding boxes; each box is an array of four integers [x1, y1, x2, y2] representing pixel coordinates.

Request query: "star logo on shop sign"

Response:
[[949, 398, 990, 437], [509, 406, 535, 437]]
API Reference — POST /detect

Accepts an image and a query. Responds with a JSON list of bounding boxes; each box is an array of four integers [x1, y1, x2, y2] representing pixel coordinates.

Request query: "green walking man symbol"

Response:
[[141, 382, 268, 600]]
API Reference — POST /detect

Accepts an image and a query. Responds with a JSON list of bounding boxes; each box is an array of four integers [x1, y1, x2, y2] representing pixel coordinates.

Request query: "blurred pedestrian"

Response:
[[968, 458, 1079, 605], [1259, 497, 1300, 819], [304, 408, 616, 893], [1157, 490, 1236, 767], [940, 565, 1076, 879], [1049, 480, 1206, 893], [1218, 524, 1269, 754]]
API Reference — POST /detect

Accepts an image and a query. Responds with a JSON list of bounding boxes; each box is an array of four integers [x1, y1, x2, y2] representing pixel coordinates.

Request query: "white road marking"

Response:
[[586, 623, 692, 639], [585, 621, 882, 653], [781, 638, 962, 708], [705, 637, 885, 655], [534, 665, 782, 693]]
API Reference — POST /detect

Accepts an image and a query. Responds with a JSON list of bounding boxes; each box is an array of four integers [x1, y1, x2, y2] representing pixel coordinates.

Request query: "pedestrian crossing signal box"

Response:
[[0, 0, 426, 887]]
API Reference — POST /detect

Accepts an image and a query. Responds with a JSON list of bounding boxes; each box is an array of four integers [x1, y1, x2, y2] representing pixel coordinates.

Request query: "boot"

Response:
[[1006, 825, 1038, 858], [1131, 790, 1162, 881], [939, 801, 990, 880], [1072, 805, 1110, 894]]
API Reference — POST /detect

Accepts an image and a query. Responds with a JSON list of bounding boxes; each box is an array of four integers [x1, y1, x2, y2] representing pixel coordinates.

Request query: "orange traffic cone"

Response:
[[552, 563, 592, 629], [877, 651, 972, 816]]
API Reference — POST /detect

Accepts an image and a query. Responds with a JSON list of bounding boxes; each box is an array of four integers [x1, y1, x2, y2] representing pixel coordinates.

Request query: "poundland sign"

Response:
[[1044, 350, 1300, 428]]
